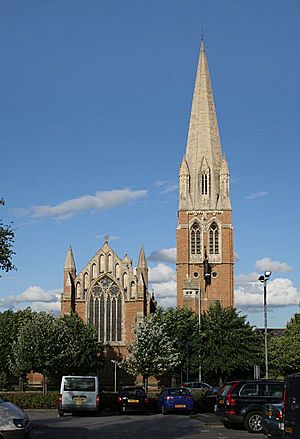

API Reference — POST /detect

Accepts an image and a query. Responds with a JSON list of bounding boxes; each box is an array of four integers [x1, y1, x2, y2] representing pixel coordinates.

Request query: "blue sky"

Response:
[[1, 0, 300, 329]]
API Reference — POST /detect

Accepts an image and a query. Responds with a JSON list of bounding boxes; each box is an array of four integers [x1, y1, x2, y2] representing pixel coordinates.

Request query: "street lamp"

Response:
[[258, 270, 272, 379], [111, 360, 118, 392]]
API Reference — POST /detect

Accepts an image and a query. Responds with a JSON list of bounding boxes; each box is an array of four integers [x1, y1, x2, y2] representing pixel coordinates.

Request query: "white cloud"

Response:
[[151, 280, 177, 308], [149, 263, 176, 283], [245, 191, 269, 200], [15, 188, 147, 219], [148, 247, 176, 263], [255, 257, 293, 273], [0, 286, 61, 314], [154, 180, 177, 194], [235, 276, 300, 310]]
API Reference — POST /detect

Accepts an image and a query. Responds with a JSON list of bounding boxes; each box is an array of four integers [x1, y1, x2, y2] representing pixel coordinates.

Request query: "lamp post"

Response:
[[197, 280, 203, 382], [111, 360, 118, 392], [258, 271, 272, 379]]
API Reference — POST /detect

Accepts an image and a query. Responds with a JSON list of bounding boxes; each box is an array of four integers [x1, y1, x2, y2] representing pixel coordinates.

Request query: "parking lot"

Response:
[[27, 410, 263, 439]]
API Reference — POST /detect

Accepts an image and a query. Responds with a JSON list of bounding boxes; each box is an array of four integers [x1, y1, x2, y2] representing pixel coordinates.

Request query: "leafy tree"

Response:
[[57, 312, 104, 376], [269, 314, 300, 377], [157, 307, 200, 380], [200, 301, 263, 384], [9, 311, 104, 392], [0, 308, 35, 388], [119, 314, 180, 391], [0, 199, 16, 275]]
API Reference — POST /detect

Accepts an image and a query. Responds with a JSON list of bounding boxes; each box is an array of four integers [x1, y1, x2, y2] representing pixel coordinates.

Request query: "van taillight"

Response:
[[117, 396, 123, 404], [96, 395, 100, 405], [59, 394, 62, 403]]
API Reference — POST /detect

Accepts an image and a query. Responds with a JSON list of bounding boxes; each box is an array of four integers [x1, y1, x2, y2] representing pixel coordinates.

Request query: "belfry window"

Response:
[[88, 276, 123, 343], [201, 174, 208, 195], [209, 222, 219, 255], [191, 223, 201, 255]]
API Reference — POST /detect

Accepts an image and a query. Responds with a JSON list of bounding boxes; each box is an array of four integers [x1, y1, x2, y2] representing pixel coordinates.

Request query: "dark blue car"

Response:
[[157, 387, 194, 415]]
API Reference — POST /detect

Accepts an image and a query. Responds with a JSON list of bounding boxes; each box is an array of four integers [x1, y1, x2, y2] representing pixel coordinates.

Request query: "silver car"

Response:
[[0, 398, 30, 438]]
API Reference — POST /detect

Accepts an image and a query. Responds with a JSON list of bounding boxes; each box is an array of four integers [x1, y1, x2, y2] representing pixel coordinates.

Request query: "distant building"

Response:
[[177, 39, 234, 313], [61, 238, 155, 362]]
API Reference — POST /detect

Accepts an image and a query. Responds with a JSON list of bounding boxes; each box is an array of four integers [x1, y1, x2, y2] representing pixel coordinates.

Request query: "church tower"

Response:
[[177, 40, 234, 312]]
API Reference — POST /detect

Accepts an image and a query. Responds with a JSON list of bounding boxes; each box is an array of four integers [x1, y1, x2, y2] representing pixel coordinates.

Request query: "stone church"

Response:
[[61, 239, 155, 360], [177, 39, 234, 313], [60, 38, 234, 370]]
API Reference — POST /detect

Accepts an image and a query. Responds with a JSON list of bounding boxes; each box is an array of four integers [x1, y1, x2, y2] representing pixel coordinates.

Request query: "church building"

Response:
[[177, 39, 234, 313], [61, 238, 154, 360]]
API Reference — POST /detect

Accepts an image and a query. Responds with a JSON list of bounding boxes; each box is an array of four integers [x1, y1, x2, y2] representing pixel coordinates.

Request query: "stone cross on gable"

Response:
[[103, 234, 109, 243]]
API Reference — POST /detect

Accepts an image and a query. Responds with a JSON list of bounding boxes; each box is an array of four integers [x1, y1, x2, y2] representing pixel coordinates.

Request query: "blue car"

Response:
[[157, 387, 194, 415]]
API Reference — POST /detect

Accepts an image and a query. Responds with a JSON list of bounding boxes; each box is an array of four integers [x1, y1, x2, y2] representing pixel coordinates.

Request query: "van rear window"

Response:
[[64, 378, 96, 392]]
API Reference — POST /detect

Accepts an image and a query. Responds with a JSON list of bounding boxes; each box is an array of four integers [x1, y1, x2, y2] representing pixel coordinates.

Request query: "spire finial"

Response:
[[201, 26, 204, 42], [103, 234, 109, 243]]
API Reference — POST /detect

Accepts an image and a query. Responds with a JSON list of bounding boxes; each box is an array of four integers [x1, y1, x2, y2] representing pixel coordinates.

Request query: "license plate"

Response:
[[128, 399, 139, 403], [175, 404, 186, 408], [74, 397, 86, 406]]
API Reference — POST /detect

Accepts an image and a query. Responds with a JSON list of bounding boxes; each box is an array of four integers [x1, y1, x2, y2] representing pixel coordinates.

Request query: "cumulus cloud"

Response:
[[0, 286, 61, 314], [148, 247, 176, 263], [151, 280, 177, 308], [235, 276, 300, 311], [155, 180, 177, 194], [255, 257, 293, 273], [149, 263, 176, 283], [15, 188, 147, 219], [245, 191, 269, 200]]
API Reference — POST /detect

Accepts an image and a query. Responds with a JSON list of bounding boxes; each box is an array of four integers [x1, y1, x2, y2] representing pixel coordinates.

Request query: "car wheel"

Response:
[[58, 410, 64, 417], [161, 406, 168, 415], [244, 411, 263, 433]]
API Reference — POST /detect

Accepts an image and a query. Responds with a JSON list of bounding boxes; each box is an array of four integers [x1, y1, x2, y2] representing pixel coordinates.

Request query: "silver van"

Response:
[[58, 375, 101, 416], [0, 397, 30, 438]]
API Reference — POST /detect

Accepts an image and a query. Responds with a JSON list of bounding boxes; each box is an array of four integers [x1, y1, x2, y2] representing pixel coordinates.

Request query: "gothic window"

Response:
[[107, 254, 113, 273], [88, 276, 123, 343], [83, 273, 89, 293], [92, 263, 97, 279], [190, 223, 201, 255], [115, 263, 120, 279], [99, 254, 105, 273], [209, 222, 219, 255], [123, 272, 128, 290], [76, 282, 81, 299]]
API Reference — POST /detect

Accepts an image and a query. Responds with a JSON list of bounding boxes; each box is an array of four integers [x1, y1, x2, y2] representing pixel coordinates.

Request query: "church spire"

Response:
[[64, 245, 76, 272], [180, 39, 226, 210], [137, 246, 147, 269]]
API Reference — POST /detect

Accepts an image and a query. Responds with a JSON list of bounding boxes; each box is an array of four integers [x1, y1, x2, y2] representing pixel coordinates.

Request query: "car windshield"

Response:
[[168, 389, 190, 396], [119, 388, 146, 398], [63, 377, 96, 392]]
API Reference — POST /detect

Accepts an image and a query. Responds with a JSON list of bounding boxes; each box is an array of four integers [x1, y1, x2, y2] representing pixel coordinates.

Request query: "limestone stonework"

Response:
[[177, 40, 234, 312]]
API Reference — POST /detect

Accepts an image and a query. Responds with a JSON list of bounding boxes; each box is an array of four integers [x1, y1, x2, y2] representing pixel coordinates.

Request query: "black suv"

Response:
[[214, 380, 284, 433]]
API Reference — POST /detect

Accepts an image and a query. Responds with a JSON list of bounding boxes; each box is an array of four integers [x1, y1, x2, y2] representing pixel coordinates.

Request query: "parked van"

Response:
[[282, 372, 300, 438], [58, 375, 101, 416]]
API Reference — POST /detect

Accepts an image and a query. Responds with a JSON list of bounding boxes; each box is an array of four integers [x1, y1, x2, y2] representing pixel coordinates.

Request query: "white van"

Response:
[[58, 375, 101, 416]]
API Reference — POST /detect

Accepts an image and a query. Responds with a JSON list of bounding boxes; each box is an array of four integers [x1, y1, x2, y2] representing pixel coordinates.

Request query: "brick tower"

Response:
[[177, 39, 234, 313]]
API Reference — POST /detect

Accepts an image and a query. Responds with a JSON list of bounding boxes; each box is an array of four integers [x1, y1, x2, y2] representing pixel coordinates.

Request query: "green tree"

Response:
[[269, 314, 300, 377], [119, 314, 180, 391], [0, 308, 34, 388], [9, 311, 104, 392], [157, 307, 200, 380], [0, 199, 16, 275], [200, 301, 263, 384]]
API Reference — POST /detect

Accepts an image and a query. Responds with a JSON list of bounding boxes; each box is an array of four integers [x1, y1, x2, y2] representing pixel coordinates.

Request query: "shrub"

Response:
[[0, 392, 59, 409], [189, 388, 209, 411]]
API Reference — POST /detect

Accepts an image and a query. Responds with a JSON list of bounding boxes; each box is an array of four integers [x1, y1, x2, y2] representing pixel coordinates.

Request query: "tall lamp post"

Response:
[[258, 271, 272, 379], [111, 360, 118, 392]]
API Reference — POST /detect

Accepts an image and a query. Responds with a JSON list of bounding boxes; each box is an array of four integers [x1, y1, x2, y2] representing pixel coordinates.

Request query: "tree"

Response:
[[269, 314, 300, 377], [0, 199, 16, 275], [9, 311, 104, 392], [119, 314, 180, 391], [0, 308, 34, 389], [200, 301, 263, 384], [157, 307, 200, 380]]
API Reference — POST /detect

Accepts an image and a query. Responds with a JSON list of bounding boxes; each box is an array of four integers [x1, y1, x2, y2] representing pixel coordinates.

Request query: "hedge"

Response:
[[0, 392, 59, 409]]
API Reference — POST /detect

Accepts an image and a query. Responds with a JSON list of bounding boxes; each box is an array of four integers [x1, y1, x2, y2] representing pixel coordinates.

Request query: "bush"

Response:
[[0, 392, 59, 409], [189, 388, 209, 411]]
